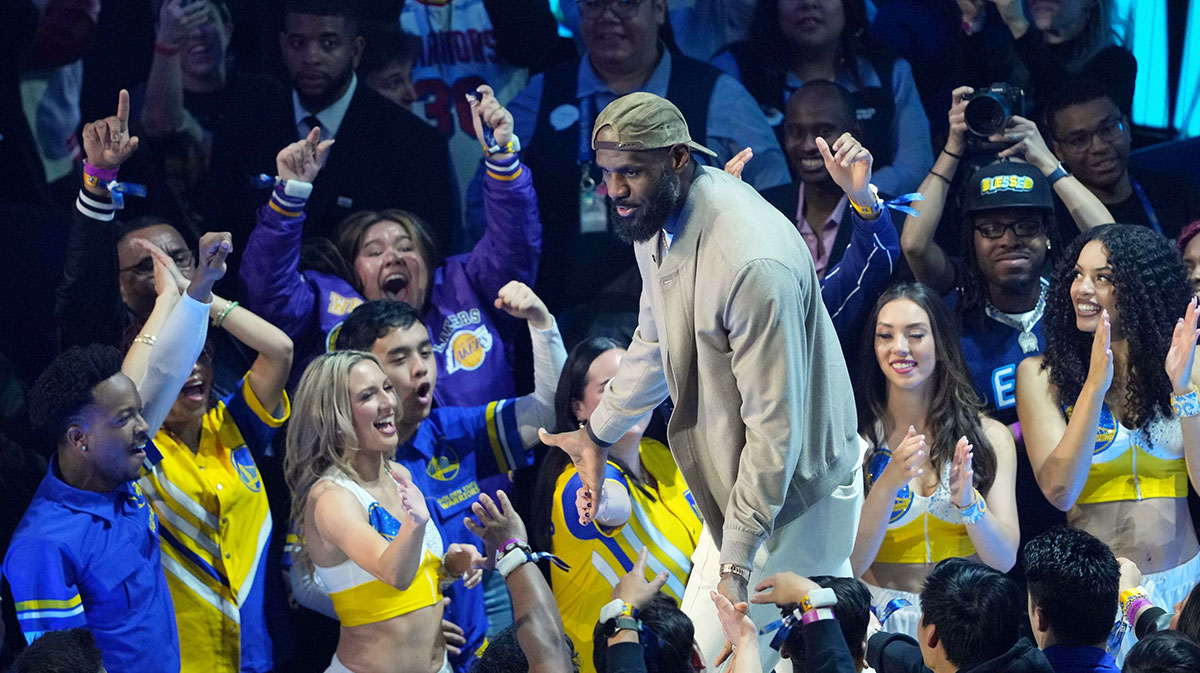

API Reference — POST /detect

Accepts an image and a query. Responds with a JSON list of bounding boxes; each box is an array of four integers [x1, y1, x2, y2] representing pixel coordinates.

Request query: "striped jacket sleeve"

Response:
[[3, 537, 87, 642], [820, 208, 900, 335]]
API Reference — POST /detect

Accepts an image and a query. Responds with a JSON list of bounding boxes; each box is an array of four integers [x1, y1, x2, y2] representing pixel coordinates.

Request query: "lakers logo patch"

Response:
[[232, 447, 262, 492], [327, 292, 363, 317], [445, 326, 493, 374]]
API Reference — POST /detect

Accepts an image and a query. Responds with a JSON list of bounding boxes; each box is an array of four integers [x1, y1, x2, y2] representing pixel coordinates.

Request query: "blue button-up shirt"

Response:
[[3, 458, 181, 673]]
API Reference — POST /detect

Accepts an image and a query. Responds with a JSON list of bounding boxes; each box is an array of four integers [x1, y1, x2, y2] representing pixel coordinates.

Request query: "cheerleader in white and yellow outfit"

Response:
[[851, 284, 1020, 638], [285, 351, 483, 673]]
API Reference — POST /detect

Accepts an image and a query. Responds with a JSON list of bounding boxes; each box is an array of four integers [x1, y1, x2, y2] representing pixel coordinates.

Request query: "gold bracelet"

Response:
[[212, 300, 238, 328], [133, 334, 157, 347]]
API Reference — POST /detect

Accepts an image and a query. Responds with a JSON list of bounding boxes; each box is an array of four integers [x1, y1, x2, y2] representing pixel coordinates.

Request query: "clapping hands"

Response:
[[392, 468, 431, 526]]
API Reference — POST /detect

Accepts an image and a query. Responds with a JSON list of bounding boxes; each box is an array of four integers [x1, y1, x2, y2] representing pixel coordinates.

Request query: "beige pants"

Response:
[[680, 466, 863, 672]]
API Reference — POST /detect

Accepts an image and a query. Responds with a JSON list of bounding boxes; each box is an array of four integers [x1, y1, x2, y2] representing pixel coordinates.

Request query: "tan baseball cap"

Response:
[[591, 92, 718, 157]]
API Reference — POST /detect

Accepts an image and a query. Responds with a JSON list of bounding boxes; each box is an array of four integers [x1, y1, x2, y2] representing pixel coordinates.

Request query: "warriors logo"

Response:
[[232, 447, 262, 492], [427, 445, 461, 482]]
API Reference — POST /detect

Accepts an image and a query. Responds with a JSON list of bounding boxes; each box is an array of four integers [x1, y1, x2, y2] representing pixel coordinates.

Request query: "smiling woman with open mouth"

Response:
[[1017, 224, 1200, 657], [850, 282, 1019, 639]]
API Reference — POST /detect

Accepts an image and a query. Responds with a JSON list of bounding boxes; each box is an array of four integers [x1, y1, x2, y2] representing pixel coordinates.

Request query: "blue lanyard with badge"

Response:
[[1129, 176, 1162, 236], [577, 96, 611, 234]]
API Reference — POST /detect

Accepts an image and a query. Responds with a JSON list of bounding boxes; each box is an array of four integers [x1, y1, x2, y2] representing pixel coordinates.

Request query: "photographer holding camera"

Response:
[[957, 0, 1136, 121], [900, 84, 1114, 560]]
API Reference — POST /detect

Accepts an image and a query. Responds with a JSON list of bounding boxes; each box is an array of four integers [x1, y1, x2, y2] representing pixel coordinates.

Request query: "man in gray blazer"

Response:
[[540, 92, 870, 668]]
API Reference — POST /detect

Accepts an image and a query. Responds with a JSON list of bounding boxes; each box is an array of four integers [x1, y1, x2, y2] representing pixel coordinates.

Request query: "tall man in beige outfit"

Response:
[[540, 92, 875, 669]]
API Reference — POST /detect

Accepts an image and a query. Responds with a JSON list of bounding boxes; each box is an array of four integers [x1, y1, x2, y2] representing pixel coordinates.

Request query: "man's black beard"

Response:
[[609, 168, 682, 244], [294, 66, 354, 112]]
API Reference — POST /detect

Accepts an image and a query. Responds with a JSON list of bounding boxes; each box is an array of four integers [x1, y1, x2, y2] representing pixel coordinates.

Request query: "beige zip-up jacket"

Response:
[[588, 166, 859, 569]]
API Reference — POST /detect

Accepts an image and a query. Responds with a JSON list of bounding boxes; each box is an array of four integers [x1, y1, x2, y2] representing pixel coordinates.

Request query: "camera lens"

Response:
[[965, 94, 1008, 137]]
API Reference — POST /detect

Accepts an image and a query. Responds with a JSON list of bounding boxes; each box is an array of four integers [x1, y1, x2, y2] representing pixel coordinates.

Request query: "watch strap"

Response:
[[1047, 163, 1070, 186], [719, 563, 752, 583]]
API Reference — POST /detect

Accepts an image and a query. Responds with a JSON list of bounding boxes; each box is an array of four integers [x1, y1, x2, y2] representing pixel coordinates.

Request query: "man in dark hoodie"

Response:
[[867, 558, 1054, 673]]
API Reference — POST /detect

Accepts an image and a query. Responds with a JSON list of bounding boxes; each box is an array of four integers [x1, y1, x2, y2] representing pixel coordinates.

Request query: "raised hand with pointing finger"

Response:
[[82, 89, 140, 174], [816, 132, 876, 216], [277, 126, 335, 184]]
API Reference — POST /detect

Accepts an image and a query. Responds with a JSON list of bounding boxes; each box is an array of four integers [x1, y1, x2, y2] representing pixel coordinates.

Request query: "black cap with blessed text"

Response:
[[962, 160, 1053, 214], [591, 92, 718, 157]]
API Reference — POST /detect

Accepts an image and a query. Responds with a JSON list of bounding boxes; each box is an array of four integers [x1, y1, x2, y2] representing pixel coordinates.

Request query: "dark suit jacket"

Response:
[[204, 77, 457, 274], [761, 180, 857, 269]]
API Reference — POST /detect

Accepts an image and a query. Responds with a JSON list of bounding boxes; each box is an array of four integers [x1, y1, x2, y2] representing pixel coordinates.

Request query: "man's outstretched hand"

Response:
[[82, 89, 139, 171], [538, 427, 609, 525]]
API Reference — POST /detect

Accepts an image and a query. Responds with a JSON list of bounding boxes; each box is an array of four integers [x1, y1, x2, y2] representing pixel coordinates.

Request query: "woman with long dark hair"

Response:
[[1018, 224, 1200, 654], [715, 0, 932, 194], [851, 283, 1019, 637], [529, 337, 700, 673]]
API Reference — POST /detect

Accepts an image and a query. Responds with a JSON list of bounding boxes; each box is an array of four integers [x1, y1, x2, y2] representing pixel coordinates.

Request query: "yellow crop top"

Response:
[[1071, 404, 1187, 505], [865, 440, 977, 565], [311, 470, 443, 627]]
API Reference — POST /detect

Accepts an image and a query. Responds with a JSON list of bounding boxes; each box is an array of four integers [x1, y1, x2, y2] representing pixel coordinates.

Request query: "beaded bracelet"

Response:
[[212, 300, 238, 329], [1171, 384, 1200, 418], [956, 488, 987, 524]]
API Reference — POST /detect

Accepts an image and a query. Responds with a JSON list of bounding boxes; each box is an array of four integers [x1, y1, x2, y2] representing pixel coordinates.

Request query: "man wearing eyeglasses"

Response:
[[59, 90, 250, 400], [901, 85, 1119, 583], [495, 0, 789, 311], [1044, 79, 1200, 244]]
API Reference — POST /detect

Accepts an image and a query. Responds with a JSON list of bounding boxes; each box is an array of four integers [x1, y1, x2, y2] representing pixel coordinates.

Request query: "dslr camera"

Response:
[[964, 83, 1025, 153]]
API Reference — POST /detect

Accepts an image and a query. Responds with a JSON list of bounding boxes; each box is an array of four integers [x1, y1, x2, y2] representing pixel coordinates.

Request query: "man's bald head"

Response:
[[783, 80, 858, 186]]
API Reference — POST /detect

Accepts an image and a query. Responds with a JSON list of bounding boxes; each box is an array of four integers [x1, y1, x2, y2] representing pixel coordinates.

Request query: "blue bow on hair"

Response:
[[106, 180, 147, 209]]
